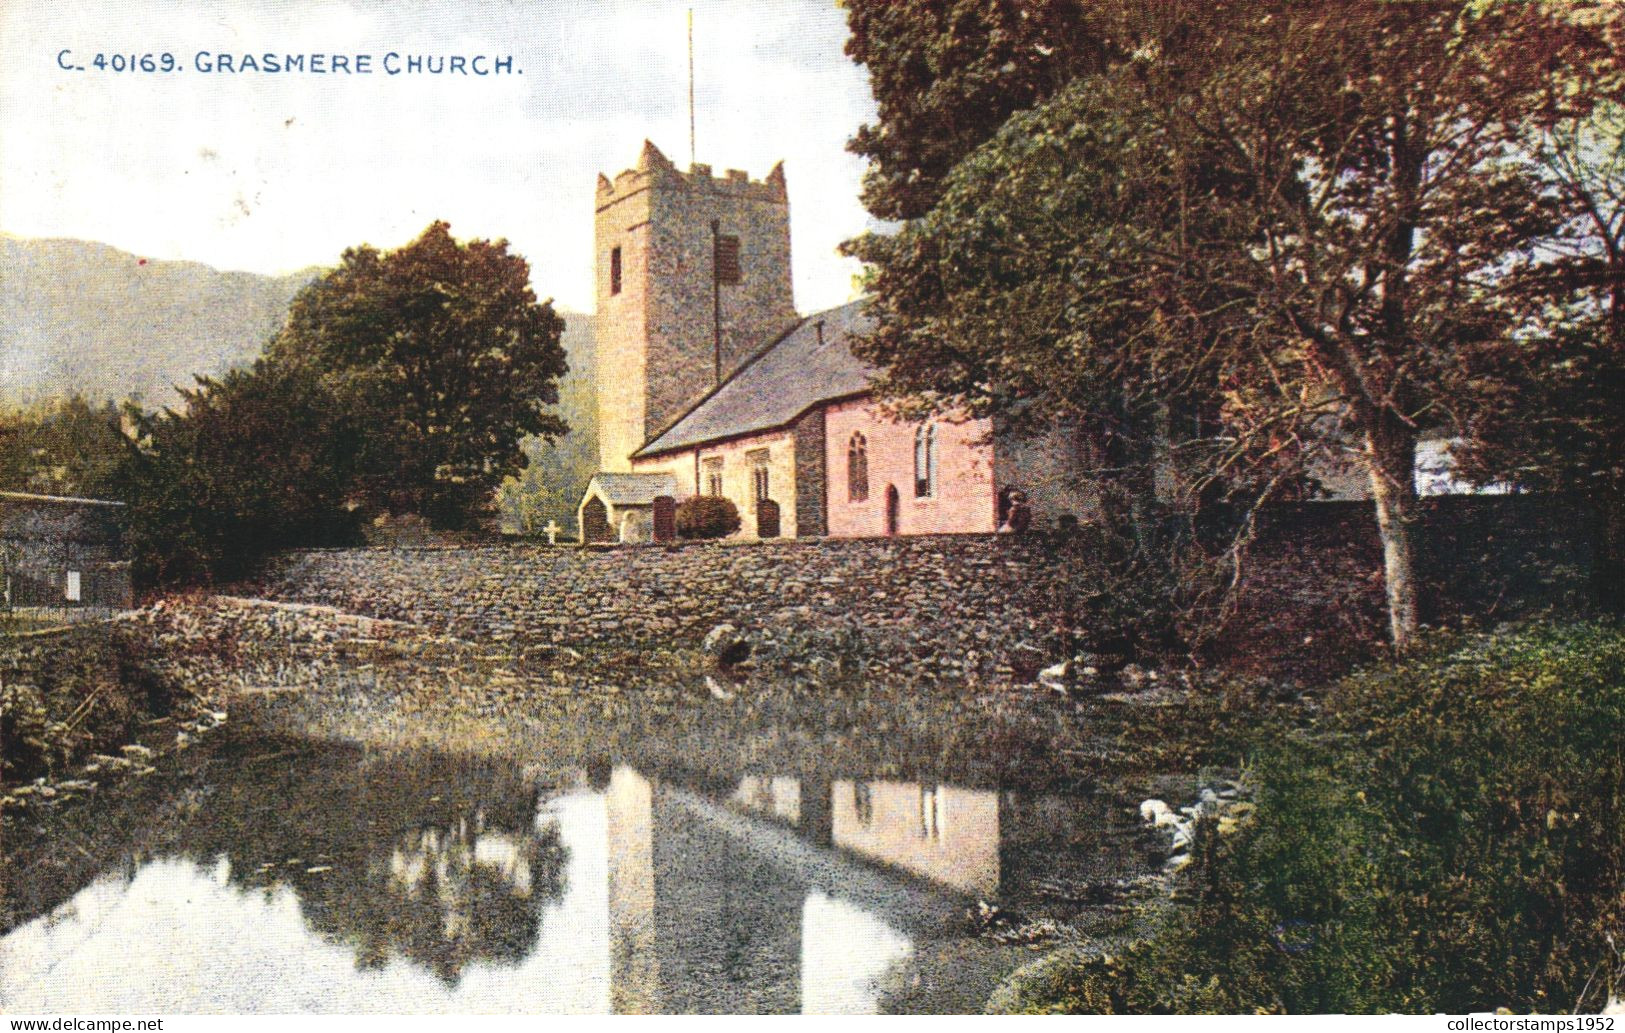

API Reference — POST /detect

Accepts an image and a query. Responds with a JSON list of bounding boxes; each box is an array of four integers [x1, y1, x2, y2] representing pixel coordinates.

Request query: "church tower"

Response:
[[593, 140, 796, 471]]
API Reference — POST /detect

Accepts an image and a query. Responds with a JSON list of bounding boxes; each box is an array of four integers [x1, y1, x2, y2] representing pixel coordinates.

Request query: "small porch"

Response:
[[576, 472, 683, 545]]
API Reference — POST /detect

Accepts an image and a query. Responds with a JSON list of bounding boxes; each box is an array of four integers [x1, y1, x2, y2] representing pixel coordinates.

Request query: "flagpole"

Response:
[[688, 8, 697, 168]]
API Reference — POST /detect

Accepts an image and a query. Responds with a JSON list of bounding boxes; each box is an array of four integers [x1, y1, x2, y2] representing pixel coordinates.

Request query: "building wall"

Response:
[[824, 398, 996, 538], [791, 409, 827, 538], [631, 426, 800, 540], [594, 163, 652, 473], [990, 418, 1103, 529], [830, 780, 1001, 897], [593, 143, 796, 471], [1, 500, 131, 609]]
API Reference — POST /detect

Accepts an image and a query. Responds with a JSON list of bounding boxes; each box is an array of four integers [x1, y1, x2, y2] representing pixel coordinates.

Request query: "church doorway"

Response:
[[652, 496, 676, 542], [756, 498, 781, 539], [884, 484, 900, 537], [582, 496, 613, 544]]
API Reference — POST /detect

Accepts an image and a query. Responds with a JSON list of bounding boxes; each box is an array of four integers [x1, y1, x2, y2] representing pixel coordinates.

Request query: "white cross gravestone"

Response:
[[544, 520, 561, 546]]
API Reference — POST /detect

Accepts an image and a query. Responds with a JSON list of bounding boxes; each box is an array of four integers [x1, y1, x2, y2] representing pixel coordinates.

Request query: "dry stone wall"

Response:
[[253, 495, 1600, 684], [254, 536, 1074, 681]]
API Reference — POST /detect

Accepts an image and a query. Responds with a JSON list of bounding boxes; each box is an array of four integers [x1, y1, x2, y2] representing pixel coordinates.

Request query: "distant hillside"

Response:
[[1, 234, 600, 530], [0, 236, 318, 406]]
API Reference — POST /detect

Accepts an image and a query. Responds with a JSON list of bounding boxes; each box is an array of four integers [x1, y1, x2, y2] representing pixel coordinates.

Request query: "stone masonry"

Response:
[[594, 141, 797, 472], [255, 536, 1072, 682], [252, 495, 1600, 685]]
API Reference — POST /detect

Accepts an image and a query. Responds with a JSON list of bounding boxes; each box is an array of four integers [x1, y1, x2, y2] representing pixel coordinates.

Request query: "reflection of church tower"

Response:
[[605, 766, 658, 1013], [598, 769, 943, 1013], [592, 141, 796, 471]]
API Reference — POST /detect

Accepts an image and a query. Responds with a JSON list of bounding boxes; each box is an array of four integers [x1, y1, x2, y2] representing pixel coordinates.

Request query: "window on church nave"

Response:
[[702, 457, 723, 497], [848, 432, 868, 503], [747, 448, 770, 507], [609, 246, 622, 295], [914, 424, 938, 498]]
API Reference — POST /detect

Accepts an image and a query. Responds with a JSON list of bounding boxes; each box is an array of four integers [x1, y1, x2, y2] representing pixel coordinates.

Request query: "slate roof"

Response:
[[633, 299, 876, 458], [583, 471, 681, 507]]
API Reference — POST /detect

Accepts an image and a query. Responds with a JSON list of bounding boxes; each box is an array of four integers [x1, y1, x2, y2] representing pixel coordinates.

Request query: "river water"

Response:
[[0, 729, 1149, 1014]]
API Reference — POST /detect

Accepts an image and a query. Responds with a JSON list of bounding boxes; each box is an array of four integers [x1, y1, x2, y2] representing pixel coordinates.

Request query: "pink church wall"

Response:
[[824, 397, 996, 538]]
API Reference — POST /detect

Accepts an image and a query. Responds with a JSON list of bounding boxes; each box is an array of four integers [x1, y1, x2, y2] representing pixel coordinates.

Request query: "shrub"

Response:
[[675, 495, 741, 540], [1021, 621, 1625, 1014]]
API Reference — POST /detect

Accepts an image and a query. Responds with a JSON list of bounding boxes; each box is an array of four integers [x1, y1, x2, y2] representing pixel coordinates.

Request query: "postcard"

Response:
[[3, 0, 1622, 1022]]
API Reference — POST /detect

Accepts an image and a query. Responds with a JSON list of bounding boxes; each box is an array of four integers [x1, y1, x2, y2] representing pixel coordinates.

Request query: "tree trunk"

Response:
[[1366, 419, 1422, 649]]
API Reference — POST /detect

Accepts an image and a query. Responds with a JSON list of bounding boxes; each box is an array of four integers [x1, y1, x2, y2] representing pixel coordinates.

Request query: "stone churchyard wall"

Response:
[[253, 495, 1598, 682], [255, 535, 1071, 682]]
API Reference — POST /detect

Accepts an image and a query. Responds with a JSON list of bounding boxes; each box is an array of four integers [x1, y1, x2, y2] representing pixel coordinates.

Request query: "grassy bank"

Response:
[[1004, 620, 1625, 1014], [1, 620, 227, 813]]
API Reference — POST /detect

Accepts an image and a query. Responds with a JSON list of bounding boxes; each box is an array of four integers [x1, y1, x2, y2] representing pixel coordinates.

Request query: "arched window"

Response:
[[847, 432, 868, 502], [914, 424, 938, 498]]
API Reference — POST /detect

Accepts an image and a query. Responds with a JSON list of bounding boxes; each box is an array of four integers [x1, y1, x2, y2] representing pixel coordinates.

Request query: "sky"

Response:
[[0, 0, 881, 314]]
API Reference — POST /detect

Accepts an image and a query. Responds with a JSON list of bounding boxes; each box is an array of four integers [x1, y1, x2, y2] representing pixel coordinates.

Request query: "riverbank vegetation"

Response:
[[0, 623, 194, 792], [1009, 621, 1625, 1014]]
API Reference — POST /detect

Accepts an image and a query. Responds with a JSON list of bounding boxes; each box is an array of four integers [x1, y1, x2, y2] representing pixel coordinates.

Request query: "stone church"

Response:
[[577, 141, 1095, 544]]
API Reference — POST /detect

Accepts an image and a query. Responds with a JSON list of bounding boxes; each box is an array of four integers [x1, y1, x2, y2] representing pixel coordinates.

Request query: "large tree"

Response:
[[844, 0, 1124, 221], [113, 362, 364, 585], [269, 221, 568, 529], [845, 0, 1625, 647]]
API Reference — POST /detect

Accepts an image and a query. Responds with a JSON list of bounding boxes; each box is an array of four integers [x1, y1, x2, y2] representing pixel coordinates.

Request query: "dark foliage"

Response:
[[675, 496, 742, 540], [111, 362, 364, 586], [268, 221, 569, 530], [843, 0, 1125, 220], [1021, 622, 1625, 1014], [0, 396, 125, 497]]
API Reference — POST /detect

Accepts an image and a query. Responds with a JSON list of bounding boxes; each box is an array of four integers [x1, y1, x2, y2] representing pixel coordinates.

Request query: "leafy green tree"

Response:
[[844, 0, 1625, 647], [112, 362, 363, 585], [0, 396, 125, 498], [269, 221, 569, 530], [843, 0, 1125, 221]]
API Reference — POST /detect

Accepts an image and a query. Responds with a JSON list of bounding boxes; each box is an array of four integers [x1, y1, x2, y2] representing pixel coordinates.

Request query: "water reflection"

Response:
[[0, 745, 1118, 1014], [831, 780, 1002, 897]]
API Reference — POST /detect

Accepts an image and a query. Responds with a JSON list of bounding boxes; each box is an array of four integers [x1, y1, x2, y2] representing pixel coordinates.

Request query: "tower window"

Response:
[[609, 246, 622, 295], [914, 424, 938, 498], [847, 432, 868, 503], [715, 234, 741, 284]]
